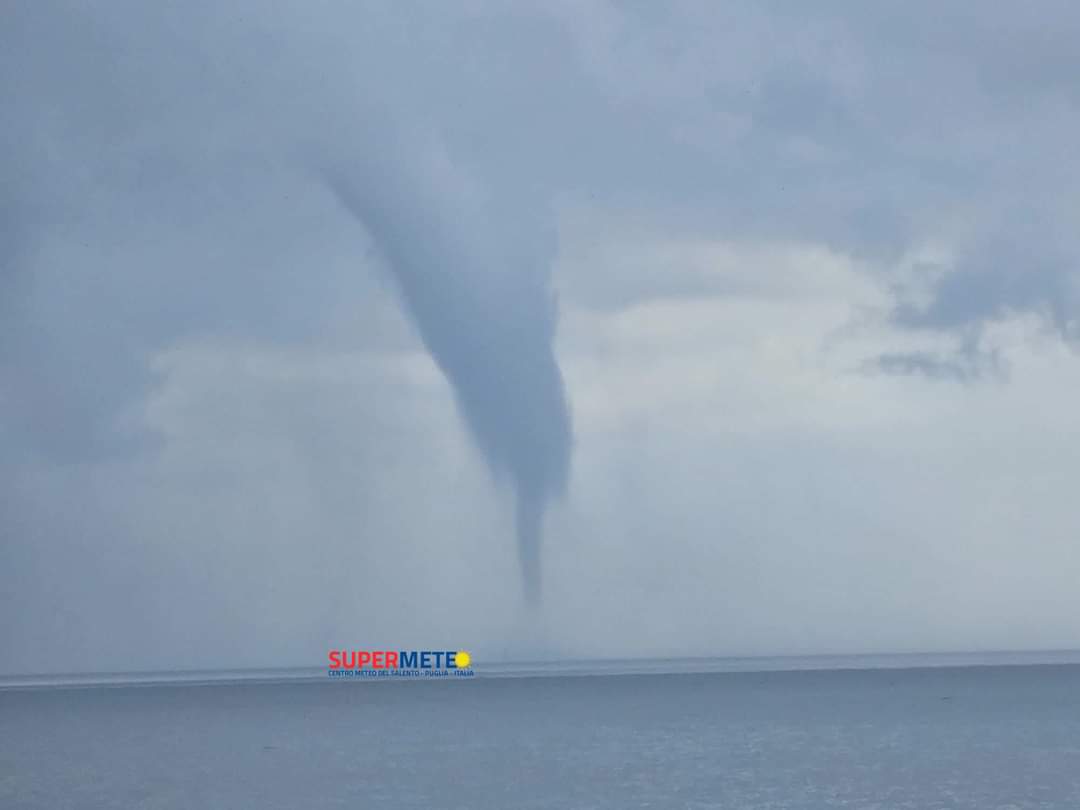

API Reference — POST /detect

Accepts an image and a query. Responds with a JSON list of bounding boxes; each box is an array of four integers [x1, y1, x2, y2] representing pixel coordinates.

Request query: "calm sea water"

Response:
[[3, 659, 1080, 808]]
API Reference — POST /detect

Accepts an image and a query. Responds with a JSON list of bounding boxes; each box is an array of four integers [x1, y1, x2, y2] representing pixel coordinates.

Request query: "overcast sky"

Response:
[[4, 1, 1080, 674]]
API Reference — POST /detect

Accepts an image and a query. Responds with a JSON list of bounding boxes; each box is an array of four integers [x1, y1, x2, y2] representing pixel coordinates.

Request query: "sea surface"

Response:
[[3, 654, 1080, 808]]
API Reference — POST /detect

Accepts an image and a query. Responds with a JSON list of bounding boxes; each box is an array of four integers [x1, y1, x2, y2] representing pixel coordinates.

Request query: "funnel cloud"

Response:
[[326, 137, 571, 604]]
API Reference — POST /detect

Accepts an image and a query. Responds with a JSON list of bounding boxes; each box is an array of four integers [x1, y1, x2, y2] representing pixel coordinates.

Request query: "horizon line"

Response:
[[4, 648, 1080, 692]]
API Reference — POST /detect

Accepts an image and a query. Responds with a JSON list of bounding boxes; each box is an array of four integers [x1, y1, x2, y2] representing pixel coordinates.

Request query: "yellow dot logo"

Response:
[[455, 650, 471, 669]]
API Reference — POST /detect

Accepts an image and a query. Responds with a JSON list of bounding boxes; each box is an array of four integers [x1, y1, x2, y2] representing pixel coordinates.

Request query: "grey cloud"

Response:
[[869, 350, 999, 384], [894, 223, 1078, 336], [5, 1, 1080, 673]]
